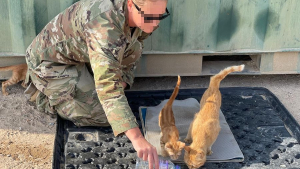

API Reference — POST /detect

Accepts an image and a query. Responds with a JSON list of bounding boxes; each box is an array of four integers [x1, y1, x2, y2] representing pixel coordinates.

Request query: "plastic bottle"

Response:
[[135, 157, 181, 169]]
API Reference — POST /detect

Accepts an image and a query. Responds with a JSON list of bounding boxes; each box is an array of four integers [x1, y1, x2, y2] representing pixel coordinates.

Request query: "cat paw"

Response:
[[170, 155, 179, 160], [207, 150, 213, 155], [21, 84, 27, 88], [184, 138, 192, 144], [3, 92, 8, 96]]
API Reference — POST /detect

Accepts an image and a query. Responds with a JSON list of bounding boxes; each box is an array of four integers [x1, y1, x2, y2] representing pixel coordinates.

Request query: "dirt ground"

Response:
[[0, 84, 56, 169], [0, 74, 299, 169]]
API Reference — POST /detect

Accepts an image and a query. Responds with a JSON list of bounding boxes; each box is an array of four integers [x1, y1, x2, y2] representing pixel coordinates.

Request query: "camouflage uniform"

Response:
[[24, 0, 153, 136]]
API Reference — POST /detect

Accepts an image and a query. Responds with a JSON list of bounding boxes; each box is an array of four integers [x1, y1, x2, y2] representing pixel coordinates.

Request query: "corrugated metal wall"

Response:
[[1, 0, 300, 56], [145, 0, 300, 54], [0, 0, 79, 56]]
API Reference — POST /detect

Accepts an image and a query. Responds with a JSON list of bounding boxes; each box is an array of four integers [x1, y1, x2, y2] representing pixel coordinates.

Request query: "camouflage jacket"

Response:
[[25, 0, 152, 136]]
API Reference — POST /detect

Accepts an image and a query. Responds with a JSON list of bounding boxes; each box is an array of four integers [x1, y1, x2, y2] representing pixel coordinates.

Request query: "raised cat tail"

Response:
[[166, 75, 181, 106], [209, 64, 245, 88]]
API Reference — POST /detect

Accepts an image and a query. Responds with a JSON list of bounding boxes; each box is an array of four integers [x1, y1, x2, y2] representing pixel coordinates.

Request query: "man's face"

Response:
[[131, 0, 168, 33]]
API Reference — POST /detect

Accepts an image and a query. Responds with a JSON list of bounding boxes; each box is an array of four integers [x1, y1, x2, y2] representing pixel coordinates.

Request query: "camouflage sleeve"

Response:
[[121, 65, 135, 89], [84, 14, 139, 136]]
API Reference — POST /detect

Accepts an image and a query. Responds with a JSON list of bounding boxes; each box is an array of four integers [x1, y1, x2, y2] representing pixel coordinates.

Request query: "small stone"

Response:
[[280, 164, 286, 168], [7, 155, 11, 157]]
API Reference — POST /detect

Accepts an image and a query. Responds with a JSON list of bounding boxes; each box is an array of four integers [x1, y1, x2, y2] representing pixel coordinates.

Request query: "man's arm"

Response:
[[84, 13, 159, 169], [84, 14, 138, 136]]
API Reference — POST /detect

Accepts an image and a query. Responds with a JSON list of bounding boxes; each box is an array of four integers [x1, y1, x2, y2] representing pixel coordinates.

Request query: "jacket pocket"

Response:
[[32, 61, 79, 106]]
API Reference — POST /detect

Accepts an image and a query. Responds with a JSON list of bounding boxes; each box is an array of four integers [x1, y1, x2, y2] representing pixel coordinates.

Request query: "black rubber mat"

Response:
[[52, 87, 300, 169]]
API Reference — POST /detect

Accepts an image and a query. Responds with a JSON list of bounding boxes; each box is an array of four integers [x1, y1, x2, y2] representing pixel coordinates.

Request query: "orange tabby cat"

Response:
[[184, 64, 245, 169], [158, 75, 185, 160], [0, 63, 28, 96]]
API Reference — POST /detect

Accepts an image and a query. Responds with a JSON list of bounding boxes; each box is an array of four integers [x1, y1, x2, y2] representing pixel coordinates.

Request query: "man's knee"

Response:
[[55, 98, 109, 127], [74, 117, 110, 127]]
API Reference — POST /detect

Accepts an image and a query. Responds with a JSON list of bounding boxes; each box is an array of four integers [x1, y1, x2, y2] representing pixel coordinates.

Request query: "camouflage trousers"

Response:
[[25, 62, 110, 127]]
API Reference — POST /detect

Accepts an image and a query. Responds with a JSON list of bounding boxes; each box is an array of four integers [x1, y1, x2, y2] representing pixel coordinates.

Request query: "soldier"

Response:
[[24, 0, 169, 168]]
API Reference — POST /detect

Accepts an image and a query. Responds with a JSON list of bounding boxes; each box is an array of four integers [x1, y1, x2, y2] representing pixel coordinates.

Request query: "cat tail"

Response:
[[166, 75, 181, 106], [210, 64, 245, 88]]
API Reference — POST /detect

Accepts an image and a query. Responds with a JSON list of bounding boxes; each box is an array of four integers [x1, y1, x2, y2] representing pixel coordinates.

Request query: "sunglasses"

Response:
[[132, 0, 170, 21]]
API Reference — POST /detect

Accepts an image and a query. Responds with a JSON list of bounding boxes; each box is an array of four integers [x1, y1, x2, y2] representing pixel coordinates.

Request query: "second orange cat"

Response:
[[184, 64, 245, 169], [0, 63, 27, 96], [158, 75, 185, 160]]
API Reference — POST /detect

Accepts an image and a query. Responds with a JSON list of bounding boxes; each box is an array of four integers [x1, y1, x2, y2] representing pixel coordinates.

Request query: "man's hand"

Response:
[[125, 127, 159, 169]]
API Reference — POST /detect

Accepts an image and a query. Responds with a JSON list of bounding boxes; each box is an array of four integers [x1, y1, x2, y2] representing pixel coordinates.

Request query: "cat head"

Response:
[[165, 141, 185, 160], [184, 146, 206, 169]]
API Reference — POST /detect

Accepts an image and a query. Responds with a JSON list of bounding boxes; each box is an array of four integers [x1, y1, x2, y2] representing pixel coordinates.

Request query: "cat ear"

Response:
[[196, 151, 205, 160], [165, 142, 172, 149], [165, 143, 174, 155], [184, 146, 191, 152], [178, 141, 185, 149]]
